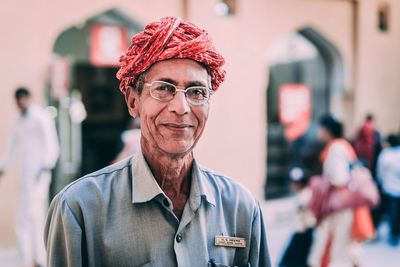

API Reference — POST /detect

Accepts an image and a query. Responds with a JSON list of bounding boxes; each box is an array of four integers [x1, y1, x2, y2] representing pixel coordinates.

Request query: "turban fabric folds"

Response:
[[116, 16, 226, 94]]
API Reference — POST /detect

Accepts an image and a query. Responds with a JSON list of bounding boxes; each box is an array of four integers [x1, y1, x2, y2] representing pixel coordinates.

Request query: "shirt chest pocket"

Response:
[[208, 259, 251, 267], [207, 231, 250, 267], [208, 246, 250, 267]]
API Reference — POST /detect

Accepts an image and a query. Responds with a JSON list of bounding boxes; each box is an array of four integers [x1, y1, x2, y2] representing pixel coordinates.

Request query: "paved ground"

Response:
[[1, 197, 398, 266], [0, 250, 16, 267]]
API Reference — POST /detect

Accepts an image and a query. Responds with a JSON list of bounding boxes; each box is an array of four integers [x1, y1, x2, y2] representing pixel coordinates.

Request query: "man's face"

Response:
[[16, 96, 30, 114], [127, 59, 210, 156], [318, 127, 330, 143]]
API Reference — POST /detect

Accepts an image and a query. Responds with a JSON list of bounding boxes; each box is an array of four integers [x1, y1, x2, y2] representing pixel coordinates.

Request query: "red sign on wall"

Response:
[[90, 24, 128, 67], [279, 84, 312, 141], [51, 56, 70, 99]]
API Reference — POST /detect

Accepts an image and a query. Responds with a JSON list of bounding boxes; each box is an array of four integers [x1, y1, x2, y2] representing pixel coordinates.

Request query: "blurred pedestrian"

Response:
[[308, 114, 358, 267], [354, 115, 384, 229], [376, 134, 400, 246], [0, 87, 60, 267], [353, 114, 381, 172], [279, 167, 315, 267], [113, 117, 141, 162]]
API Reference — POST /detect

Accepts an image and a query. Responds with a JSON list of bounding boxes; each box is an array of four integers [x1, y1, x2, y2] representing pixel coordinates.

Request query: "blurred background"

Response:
[[1, 0, 399, 266]]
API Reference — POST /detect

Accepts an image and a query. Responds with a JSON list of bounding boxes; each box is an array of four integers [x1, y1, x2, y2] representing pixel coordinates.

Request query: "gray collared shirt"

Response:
[[45, 152, 271, 267]]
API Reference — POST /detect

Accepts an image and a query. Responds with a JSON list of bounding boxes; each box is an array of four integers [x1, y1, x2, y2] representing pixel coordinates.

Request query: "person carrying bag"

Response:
[[308, 115, 379, 267]]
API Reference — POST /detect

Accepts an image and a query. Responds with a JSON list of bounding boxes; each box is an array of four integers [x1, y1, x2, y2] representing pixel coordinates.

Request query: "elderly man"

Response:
[[45, 17, 271, 267]]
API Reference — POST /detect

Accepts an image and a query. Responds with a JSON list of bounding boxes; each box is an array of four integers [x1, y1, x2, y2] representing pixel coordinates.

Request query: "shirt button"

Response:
[[176, 233, 183, 243], [163, 199, 170, 207]]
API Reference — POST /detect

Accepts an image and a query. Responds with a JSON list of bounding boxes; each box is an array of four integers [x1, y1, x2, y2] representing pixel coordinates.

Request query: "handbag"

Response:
[[328, 164, 380, 210], [351, 206, 375, 242], [309, 164, 380, 223]]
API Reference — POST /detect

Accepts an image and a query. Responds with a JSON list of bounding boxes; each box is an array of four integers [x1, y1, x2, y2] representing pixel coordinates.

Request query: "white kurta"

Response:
[[0, 104, 59, 267]]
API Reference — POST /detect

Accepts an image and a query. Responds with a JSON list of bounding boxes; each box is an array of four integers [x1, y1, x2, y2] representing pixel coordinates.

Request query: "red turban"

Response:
[[116, 16, 226, 94]]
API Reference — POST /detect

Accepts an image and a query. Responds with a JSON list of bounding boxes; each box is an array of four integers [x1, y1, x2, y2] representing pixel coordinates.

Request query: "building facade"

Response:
[[0, 0, 399, 248]]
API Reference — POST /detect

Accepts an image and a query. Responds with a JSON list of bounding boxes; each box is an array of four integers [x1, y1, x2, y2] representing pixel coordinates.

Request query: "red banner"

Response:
[[90, 24, 127, 67], [279, 84, 312, 141], [51, 56, 70, 99]]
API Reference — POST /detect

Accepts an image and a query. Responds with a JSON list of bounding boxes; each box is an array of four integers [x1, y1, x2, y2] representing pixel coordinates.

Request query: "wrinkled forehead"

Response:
[[144, 59, 211, 86]]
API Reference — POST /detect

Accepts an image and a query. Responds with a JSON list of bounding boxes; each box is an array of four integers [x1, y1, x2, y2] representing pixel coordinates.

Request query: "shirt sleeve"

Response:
[[0, 123, 18, 172], [248, 203, 272, 267], [38, 110, 60, 169], [376, 151, 386, 186], [44, 194, 84, 267]]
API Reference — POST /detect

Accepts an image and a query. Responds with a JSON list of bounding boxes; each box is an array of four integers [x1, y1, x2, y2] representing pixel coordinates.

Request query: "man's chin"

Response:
[[159, 142, 194, 156]]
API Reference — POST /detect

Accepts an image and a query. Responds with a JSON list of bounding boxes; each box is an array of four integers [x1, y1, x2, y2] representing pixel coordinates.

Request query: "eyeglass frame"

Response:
[[143, 80, 213, 106]]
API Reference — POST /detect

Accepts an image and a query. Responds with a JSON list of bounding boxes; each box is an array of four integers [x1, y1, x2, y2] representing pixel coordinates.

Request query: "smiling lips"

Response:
[[161, 123, 194, 134], [162, 123, 194, 129]]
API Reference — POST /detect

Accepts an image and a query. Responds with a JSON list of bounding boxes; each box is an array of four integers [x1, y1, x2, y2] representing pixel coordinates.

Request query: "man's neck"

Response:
[[141, 139, 193, 218], [20, 106, 30, 116]]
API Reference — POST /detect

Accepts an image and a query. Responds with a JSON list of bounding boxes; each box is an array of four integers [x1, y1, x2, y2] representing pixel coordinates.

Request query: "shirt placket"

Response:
[[174, 195, 203, 267]]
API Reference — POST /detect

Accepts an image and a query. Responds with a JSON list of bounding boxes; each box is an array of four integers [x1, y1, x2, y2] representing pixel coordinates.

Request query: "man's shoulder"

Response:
[[28, 105, 54, 122], [198, 165, 259, 209], [389, 146, 400, 153], [29, 104, 48, 116], [381, 147, 400, 156], [385, 147, 400, 158], [55, 157, 132, 207]]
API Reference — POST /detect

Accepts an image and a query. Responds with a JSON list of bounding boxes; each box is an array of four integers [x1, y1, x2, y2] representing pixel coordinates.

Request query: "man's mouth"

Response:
[[162, 123, 193, 129]]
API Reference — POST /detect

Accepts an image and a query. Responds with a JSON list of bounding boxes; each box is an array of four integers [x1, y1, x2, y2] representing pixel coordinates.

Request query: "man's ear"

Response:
[[124, 88, 140, 117]]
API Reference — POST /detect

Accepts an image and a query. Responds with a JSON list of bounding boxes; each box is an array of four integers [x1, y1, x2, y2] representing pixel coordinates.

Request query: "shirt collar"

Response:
[[20, 105, 33, 118], [131, 151, 216, 208], [189, 159, 216, 209], [131, 151, 164, 204]]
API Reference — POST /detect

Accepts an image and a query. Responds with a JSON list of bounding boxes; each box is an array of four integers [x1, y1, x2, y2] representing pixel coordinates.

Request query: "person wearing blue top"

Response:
[[377, 134, 400, 246]]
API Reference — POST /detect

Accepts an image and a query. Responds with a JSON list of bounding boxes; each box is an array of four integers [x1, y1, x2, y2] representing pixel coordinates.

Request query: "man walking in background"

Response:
[[0, 87, 60, 267], [354, 113, 381, 172]]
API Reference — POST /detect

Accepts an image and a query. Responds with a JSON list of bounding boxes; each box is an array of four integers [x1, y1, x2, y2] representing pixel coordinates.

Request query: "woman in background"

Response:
[[308, 114, 358, 267]]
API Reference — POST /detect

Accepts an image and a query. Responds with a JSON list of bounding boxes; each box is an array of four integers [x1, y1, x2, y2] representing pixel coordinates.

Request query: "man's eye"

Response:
[[188, 88, 207, 97], [156, 85, 175, 93]]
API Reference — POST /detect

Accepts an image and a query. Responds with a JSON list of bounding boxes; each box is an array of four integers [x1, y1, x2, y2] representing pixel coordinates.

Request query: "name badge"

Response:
[[215, 235, 246, 248]]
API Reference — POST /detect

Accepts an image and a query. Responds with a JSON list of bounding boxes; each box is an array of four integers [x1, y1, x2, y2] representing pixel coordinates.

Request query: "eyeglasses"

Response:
[[144, 80, 212, 106]]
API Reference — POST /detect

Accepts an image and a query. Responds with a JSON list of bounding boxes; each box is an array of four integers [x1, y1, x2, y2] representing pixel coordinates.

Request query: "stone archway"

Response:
[[265, 26, 345, 199], [49, 9, 142, 197]]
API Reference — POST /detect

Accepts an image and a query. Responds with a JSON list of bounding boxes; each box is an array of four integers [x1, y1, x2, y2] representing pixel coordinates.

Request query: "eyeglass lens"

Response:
[[149, 81, 210, 105]]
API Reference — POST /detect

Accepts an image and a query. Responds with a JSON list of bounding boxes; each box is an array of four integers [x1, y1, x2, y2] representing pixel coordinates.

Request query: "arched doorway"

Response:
[[265, 27, 345, 199], [49, 9, 142, 196]]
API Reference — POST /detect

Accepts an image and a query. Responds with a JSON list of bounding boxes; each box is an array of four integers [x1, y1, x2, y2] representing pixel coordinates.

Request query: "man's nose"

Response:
[[168, 91, 190, 115]]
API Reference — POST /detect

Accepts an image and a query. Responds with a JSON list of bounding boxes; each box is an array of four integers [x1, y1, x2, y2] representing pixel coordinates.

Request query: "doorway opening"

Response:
[[75, 64, 129, 175], [265, 27, 345, 199], [49, 9, 142, 196]]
